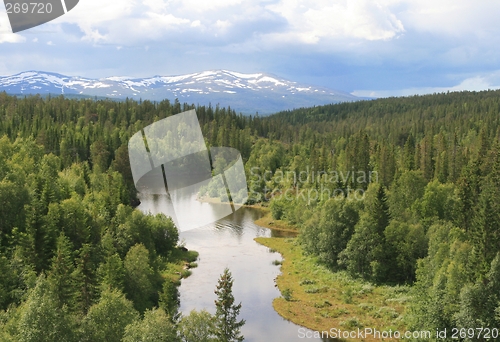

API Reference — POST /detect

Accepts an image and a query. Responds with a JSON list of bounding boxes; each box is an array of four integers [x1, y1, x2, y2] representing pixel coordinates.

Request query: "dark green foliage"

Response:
[[178, 309, 216, 342], [300, 198, 360, 269], [72, 244, 98, 314], [123, 244, 157, 313], [0, 179, 29, 242], [342, 185, 390, 282], [388, 170, 426, 220], [455, 254, 500, 335], [0, 95, 194, 338], [456, 160, 481, 232], [97, 252, 125, 292], [0, 256, 13, 308], [47, 233, 76, 308], [408, 222, 473, 334], [339, 214, 385, 281], [384, 220, 427, 283], [270, 198, 285, 220], [214, 268, 245, 342], [3, 89, 500, 337], [123, 308, 178, 342], [415, 181, 457, 228], [159, 279, 180, 319], [17, 275, 77, 342], [81, 289, 138, 342]]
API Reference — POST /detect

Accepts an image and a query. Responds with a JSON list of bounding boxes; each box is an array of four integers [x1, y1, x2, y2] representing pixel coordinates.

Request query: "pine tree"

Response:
[[47, 233, 76, 308], [403, 134, 415, 170], [456, 160, 481, 231], [72, 244, 97, 314], [470, 144, 500, 276], [213, 268, 245, 342], [17, 274, 77, 342], [433, 132, 449, 183], [159, 279, 179, 320], [420, 135, 434, 181], [341, 183, 390, 281], [368, 184, 390, 233]]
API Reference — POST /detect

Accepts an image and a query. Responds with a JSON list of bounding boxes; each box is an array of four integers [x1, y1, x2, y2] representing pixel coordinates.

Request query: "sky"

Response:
[[1, 0, 500, 97]]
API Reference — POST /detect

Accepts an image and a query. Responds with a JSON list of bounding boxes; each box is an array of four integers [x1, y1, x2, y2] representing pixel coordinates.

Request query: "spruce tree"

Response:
[[403, 134, 415, 171], [213, 268, 245, 342], [47, 233, 76, 309]]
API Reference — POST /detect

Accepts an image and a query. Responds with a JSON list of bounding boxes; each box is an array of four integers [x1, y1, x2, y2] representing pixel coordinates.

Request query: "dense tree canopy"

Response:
[[2, 89, 500, 339]]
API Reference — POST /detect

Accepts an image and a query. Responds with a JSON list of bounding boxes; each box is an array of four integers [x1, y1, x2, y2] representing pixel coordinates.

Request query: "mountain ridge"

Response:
[[0, 70, 360, 114]]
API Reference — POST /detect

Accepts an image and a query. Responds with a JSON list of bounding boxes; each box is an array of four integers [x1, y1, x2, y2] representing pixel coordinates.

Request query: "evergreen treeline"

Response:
[[2, 89, 500, 339], [0, 131, 184, 340]]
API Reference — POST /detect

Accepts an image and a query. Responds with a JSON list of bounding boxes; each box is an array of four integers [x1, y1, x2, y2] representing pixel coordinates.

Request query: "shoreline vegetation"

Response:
[[255, 235, 409, 342], [252, 207, 300, 233], [165, 247, 199, 285]]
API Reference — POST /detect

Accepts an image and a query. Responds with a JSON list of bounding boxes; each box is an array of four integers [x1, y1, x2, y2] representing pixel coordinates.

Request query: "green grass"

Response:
[[253, 208, 299, 232], [255, 237, 410, 342], [162, 248, 199, 284]]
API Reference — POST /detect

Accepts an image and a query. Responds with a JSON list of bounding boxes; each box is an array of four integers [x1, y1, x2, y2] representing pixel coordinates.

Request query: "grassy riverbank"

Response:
[[163, 247, 199, 285], [252, 207, 299, 233], [255, 237, 410, 342]]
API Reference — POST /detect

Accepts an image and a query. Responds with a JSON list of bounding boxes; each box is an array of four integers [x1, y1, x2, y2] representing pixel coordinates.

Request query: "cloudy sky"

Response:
[[1, 0, 500, 97]]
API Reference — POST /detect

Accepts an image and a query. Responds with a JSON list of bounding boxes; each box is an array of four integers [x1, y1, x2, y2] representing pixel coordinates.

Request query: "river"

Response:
[[137, 189, 330, 342]]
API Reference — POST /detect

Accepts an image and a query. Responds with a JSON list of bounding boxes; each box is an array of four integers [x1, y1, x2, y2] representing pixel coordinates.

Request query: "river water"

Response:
[[138, 189, 329, 342]]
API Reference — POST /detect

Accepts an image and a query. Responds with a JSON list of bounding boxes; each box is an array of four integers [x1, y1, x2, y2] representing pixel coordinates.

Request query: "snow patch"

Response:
[[222, 70, 263, 79]]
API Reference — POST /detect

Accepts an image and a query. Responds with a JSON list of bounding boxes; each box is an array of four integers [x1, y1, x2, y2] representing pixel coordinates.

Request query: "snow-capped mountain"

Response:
[[0, 70, 359, 114]]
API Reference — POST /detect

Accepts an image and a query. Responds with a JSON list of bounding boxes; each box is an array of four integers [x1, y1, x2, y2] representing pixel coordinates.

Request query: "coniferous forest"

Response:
[[1, 89, 500, 340]]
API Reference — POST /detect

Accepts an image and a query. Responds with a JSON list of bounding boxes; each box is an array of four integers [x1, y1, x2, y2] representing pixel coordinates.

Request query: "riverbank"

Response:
[[255, 237, 410, 342], [252, 207, 300, 233], [163, 247, 199, 285]]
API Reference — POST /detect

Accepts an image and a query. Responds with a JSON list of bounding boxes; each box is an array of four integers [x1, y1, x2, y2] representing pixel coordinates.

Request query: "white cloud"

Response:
[[3, 0, 500, 50], [50, 0, 197, 44], [24, 0, 498, 51], [174, 0, 244, 13], [0, 32, 25, 44], [399, 0, 500, 37], [142, 0, 168, 13], [215, 20, 231, 30], [0, 12, 25, 44], [266, 0, 405, 44]]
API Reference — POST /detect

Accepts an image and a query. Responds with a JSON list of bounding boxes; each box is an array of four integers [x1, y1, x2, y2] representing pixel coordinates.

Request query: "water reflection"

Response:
[[138, 191, 336, 342]]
